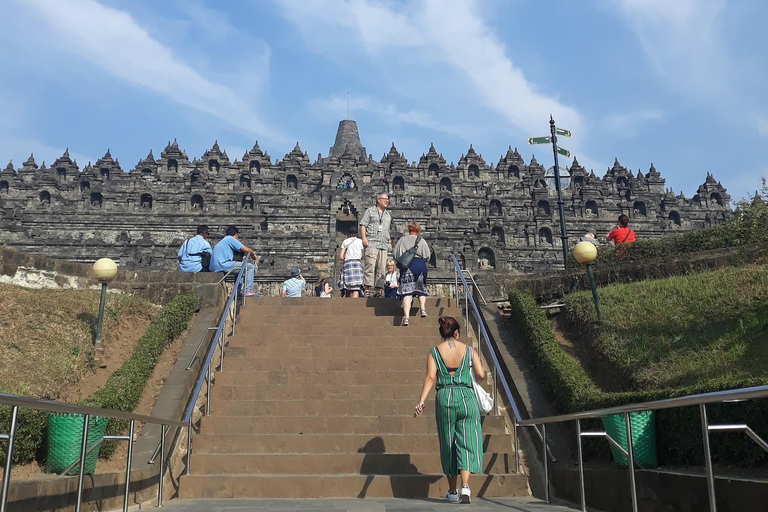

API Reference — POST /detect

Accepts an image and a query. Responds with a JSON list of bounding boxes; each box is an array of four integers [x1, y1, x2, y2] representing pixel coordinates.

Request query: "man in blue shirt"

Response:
[[281, 268, 306, 297], [177, 225, 212, 272], [209, 226, 258, 297]]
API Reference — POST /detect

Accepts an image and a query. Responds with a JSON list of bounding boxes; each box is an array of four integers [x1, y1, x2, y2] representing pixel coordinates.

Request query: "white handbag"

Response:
[[469, 347, 494, 415]]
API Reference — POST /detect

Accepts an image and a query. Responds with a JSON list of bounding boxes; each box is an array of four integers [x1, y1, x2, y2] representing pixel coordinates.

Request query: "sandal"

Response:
[[421, 309, 428, 318], [402, 318, 409, 327]]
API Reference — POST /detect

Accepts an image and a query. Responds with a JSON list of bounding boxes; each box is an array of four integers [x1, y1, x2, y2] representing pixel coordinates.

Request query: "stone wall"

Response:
[[0, 120, 731, 281]]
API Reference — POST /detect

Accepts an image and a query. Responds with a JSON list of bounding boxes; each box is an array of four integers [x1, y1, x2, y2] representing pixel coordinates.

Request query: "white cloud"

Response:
[[276, 0, 584, 140], [19, 0, 281, 141], [609, 0, 729, 101], [602, 109, 665, 137]]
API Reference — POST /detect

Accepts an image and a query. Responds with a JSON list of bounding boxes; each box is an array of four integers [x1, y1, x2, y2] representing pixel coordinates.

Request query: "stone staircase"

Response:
[[178, 297, 528, 499]]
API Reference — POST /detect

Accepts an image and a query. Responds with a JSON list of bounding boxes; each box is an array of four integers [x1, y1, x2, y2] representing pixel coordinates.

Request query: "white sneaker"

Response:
[[445, 490, 460, 503], [459, 485, 471, 504]]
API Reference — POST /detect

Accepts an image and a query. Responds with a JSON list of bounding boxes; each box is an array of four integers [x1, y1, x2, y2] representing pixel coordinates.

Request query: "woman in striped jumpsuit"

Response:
[[415, 316, 485, 503]]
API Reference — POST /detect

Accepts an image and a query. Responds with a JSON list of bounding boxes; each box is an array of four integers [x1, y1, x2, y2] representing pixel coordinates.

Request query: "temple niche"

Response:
[[0, 119, 731, 277]]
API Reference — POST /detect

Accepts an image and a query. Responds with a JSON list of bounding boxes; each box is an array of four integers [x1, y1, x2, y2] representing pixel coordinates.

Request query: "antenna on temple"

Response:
[[346, 92, 350, 120]]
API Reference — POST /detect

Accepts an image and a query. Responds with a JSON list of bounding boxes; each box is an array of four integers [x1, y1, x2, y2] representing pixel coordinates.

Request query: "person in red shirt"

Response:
[[607, 214, 636, 245]]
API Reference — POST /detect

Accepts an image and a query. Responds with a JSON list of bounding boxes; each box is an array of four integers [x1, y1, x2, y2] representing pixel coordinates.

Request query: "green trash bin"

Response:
[[601, 411, 658, 469], [46, 413, 108, 475]]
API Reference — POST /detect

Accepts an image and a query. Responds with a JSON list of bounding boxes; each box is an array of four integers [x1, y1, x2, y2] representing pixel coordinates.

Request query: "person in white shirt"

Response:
[[384, 260, 399, 299], [337, 225, 365, 298]]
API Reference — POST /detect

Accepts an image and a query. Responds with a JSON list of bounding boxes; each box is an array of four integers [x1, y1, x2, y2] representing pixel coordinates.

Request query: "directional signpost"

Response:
[[528, 115, 573, 266]]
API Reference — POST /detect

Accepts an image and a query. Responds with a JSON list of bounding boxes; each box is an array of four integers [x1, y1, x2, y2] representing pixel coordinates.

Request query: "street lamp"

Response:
[[573, 241, 602, 322], [92, 258, 118, 357]]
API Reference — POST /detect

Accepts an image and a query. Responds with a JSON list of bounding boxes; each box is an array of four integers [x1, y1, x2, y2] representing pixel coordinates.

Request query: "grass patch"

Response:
[[564, 264, 768, 390], [0, 285, 151, 399]]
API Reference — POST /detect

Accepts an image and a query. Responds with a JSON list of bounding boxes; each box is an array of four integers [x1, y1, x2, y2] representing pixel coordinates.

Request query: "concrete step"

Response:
[[237, 315, 450, 328], [244, 297, 459, 308], [232, 324, 441, 337], [191, 452, 516, 475], [210, 399, 441, 417], [177, 473, 528, 499], [214, 370, 426, 387], [191, 433, 514, 455], [222, 345, 454, 359], [213, 384, 434, 401], [245, 305, 464, 317], [223, 357, 431, 372], [224, 336, 442, 350], [199, 415, 508, 436]]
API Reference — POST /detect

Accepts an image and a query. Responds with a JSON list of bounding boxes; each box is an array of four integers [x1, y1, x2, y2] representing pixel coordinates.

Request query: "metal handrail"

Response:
[[519, 383, 768, 512], [180, 254, 250, 476], [450, 254, 556, 475], [0, 393, 185, 512]]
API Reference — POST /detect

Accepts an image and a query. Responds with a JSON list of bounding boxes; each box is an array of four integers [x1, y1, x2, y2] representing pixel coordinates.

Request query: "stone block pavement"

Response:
[[161, 498, 576, 512]]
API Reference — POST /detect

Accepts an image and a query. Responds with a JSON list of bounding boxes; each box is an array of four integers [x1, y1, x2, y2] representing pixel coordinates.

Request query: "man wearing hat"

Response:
[[281, 268, 306, 297]]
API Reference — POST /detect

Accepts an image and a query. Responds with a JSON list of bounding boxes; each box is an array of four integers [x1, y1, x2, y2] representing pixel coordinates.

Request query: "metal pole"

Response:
[[122, 420, 135, 512], [576, 419, 586, 512], [186, 418, 192, 476], [75, 414, 91, 512], [549, 115, 569, 266], [493, 369, 499, 416], [700, 404, 717, 512], [464, 291, 469, 338], [454, 264, 459, 305], [219, 330, 225, 372], [513, 418, 520, 474], [158, 425, 166, 507], [624, 413, 639, 512], [542, 423, 549, 503], [0, 406, 18, 512], [206, 364, 212, 416], [94, 282, 108, 347], [586, 264, 602, 322]]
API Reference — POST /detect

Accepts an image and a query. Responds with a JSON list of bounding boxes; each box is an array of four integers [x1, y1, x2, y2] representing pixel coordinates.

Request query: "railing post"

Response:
[[0, 405, 18, 512], [576, 419, 586, 512], [700, 403, 717, 512], [513, 417, 519, 474], [75, 414, 91, 512], [219, 330, 225, 372], [122, 420, 135, 512], [624, 413, 638, 512], [464, 290, 469, 337], [158, 425, 167, 507], [493, 369, 499, 416], [454, 264, 458, 305], [186, 417, 192, 476], [206, 364, 212, 416], [542, 423, 549, 503]]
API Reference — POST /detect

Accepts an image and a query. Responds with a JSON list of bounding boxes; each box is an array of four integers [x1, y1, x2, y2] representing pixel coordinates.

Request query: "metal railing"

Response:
[[181, 254, 250, 476], [0, 393, 186, 512], [518, 385, 768, 512], [450, 254, 555, 474]]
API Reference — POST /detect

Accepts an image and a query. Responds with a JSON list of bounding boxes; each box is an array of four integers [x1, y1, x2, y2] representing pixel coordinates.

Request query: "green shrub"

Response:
[[566, 194, 768, 270], [0, 407, 47, 464], [508, 290, 600, 413], [509, 289, 768, 467], [82, 294, 196, 457]]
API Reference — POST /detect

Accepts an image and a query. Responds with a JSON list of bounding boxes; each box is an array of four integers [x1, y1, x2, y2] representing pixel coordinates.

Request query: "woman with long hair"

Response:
[[414, 316, 485, 503], [393, 221, 430, 326]]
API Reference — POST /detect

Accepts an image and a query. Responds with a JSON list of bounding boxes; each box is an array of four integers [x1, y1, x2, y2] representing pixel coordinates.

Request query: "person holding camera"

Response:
[[282, 268, 306, 297], [607, 214, 636, 245]]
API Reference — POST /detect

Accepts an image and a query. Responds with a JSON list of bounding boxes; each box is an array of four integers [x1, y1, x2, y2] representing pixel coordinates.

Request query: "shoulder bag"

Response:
[[469, 348, 493, 415], [396, 236, 422, 272], [186, 239, 211, 272]]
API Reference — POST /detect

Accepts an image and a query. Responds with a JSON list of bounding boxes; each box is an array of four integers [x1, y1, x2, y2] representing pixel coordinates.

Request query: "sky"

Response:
[[0, 0, 766, 202]]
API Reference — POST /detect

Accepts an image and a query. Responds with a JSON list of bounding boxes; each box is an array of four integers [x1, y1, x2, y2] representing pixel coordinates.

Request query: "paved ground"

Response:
[[161, 498, 577, 512]]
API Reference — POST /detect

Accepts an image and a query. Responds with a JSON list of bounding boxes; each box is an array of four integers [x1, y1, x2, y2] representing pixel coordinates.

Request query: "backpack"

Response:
[[186, 239, 211, 272], [396, 236, 422, 272]]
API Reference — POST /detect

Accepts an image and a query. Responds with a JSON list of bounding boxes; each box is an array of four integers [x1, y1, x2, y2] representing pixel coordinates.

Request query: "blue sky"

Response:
[[1, 0, 765, 202]]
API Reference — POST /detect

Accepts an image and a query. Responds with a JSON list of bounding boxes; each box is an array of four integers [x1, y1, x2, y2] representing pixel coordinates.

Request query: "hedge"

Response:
[[565, 195, 768, 270], [0, 294, 196, 464], [509, 289, 768, 467], [82, 294, 197, 458]]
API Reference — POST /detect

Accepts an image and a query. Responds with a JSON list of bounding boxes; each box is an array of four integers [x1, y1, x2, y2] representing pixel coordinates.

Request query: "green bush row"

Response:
[[0, 294, 196, 464], [509, 289, 768, 467], [566, 195, 768, 269], [82, 294, 196, 457]]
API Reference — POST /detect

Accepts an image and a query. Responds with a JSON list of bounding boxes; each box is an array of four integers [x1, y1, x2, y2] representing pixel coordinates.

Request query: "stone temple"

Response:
[[0, 119, 731, 282]]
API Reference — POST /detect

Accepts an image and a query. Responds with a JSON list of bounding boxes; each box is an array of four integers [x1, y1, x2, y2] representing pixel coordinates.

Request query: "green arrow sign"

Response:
[[527, 136, 551, 145], [555, 127, 572, 138], [556, 146, 571, 158]]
